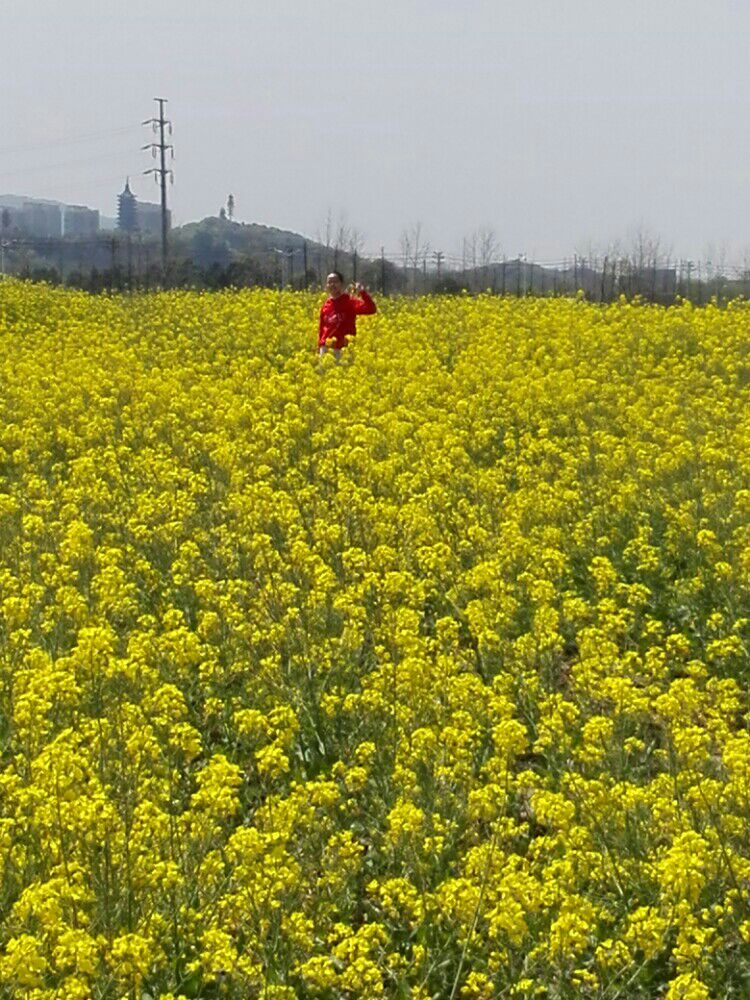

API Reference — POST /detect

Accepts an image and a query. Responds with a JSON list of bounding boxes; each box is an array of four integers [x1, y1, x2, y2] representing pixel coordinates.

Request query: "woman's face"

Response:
[[326, 273, 344, 297]]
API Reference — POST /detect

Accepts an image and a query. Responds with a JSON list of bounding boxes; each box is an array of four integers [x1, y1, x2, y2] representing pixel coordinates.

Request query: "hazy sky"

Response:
[[3, 0, 750, 263]]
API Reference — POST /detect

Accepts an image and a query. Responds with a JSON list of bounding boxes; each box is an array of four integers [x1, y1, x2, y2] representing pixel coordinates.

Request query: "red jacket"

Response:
[[318, 290, 376, 350]]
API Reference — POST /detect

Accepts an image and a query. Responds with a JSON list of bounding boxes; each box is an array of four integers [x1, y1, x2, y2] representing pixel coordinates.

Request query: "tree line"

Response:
[[2, 221, 749, 305]]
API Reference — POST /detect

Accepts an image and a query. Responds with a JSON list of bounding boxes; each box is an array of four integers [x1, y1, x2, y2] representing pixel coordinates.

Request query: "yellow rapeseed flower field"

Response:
[[1, 280, 749, 999]]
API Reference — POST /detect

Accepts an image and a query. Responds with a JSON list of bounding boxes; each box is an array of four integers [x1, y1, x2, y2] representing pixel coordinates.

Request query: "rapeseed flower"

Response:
[[1, 281, 750, 994]]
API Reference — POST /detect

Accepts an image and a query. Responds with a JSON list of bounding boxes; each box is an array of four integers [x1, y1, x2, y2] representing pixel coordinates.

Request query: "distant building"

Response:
[[22, 201, 62, 238], [116, 180, 170, 236], [136, 201, 170, 237], [117, 179, 138, 233], [64, 205, 99, 236]]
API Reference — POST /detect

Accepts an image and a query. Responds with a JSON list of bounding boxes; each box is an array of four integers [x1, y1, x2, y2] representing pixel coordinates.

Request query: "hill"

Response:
[[173, 217, 332, 268], [169, 216, 386, 287]]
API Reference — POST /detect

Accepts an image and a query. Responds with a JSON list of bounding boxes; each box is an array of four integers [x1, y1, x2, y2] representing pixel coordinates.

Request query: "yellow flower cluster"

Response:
[[1, 280, 750, 997]]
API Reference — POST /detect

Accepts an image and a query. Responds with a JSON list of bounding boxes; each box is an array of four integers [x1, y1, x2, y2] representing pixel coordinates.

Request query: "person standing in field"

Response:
[[318, 271, 376, 358]]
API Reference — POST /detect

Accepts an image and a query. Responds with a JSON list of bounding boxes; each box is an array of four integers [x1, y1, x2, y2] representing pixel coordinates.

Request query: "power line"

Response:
[[0, 148, 144, 182], [0, 125, 141, 158]]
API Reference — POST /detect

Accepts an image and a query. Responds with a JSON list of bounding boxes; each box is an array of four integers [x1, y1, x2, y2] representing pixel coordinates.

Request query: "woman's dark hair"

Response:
[[329, 270, 344, 283]]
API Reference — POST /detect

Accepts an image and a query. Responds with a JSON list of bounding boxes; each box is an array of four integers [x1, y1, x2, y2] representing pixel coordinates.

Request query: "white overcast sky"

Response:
[[2, 0, 750, 263]]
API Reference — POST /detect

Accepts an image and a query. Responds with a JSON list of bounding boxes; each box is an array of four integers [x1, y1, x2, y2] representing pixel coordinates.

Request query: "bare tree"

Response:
[[477, 227, 499, 289], [625, 226, 670, 296], [458, 231, 480, 290], [399, 229, 412, 271], [576, 227, 670, 299], [334, 222, 351, 257], [572, 239, 604, 297], [633, 228, 660, 273], [477, 227, 499, 269], [332, 213, 352, 272], [315, 208, 334, 273], [469, 231, 478, 274], [348, 227, 366, 258], [409, 222, 429, 275], [348, 227, 366, 283], [709, 242, 729, 302], [603, 237, 624, 295], [399, 222, 429, 292]]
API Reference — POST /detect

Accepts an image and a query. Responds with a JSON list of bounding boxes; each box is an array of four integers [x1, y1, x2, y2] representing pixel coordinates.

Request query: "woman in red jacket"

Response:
[[318, 271, 377, 358]]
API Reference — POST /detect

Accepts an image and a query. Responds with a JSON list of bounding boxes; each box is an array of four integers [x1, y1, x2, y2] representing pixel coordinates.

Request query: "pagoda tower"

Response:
[[117, 178, 138, 233]]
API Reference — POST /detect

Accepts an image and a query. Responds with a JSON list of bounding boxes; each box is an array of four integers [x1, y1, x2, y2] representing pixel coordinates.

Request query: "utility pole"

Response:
[[272, 247, 294, 287], [142, 97, 174, 275], [380, 246, 386, 295], [433, 250, 444, 285]]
